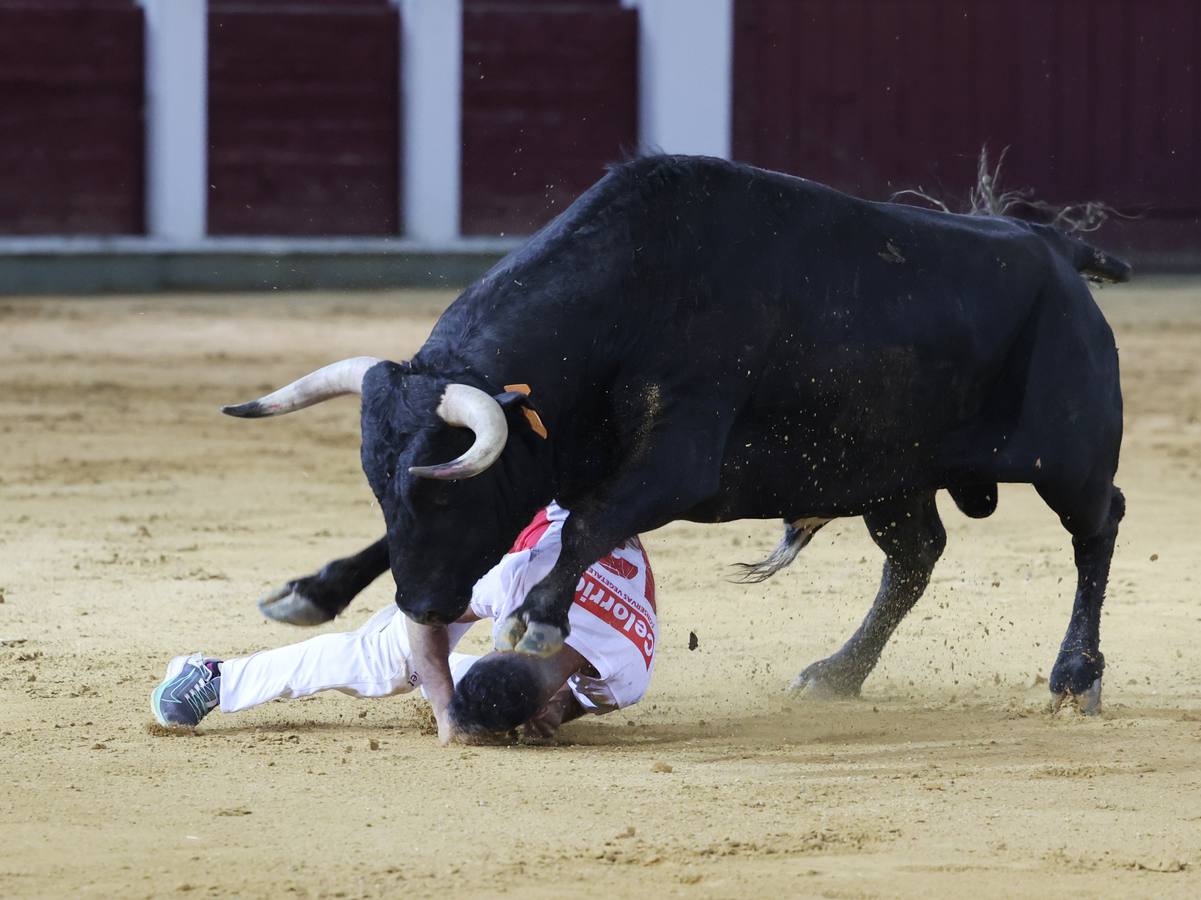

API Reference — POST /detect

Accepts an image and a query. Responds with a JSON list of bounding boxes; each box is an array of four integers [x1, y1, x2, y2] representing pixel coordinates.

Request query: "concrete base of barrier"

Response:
[[0, 230, 1197, 296], [0, 237, 519, 295]]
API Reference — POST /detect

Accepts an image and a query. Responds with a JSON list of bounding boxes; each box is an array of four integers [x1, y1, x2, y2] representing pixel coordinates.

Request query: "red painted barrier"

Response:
[[207, 3, 400, 236], [732, 0, 1200, 251], [461, 1, 638, 236], [212, 1, 386, 5], [0, 1, 144, 235]]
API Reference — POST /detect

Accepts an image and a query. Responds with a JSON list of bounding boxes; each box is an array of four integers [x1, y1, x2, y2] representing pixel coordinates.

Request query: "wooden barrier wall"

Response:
[[0, 0, 144, 235], [460, 0, 638, 236], [207, 0, 400, 236], [732, 0, 1201, 248], [2, 0, 1195, 251]]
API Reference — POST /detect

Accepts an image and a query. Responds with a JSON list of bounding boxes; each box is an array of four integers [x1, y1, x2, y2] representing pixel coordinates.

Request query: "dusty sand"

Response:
[[2, 281, 1200, 899]]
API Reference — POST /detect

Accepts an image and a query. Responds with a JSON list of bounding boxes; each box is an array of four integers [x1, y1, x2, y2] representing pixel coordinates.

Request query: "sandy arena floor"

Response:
[[2, 281, 1200, 898]]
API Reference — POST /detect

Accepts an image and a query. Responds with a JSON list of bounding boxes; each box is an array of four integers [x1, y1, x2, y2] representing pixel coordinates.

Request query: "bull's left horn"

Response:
[[221, 356, 382, 418], [408, 384, 508, 480]]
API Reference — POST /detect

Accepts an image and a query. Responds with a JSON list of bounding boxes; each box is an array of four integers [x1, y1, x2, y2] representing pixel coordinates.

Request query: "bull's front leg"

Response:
[[493, 545, 590, 656], [258, 537, 389, 625], [497, 419, 727, 656]]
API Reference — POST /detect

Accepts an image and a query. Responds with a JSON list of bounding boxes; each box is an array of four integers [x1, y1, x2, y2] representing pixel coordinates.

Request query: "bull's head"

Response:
[[222, 357, 547, 625]]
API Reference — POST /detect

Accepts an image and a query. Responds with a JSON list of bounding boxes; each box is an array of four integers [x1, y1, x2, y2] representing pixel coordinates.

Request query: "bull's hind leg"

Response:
[[1043, 484, 1125, 714], [258, 537, 389, 625], [792, 492, 945, 697]]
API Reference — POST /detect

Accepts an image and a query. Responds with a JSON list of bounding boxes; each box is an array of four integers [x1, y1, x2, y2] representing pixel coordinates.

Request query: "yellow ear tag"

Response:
[[504, 383, 549, 440]]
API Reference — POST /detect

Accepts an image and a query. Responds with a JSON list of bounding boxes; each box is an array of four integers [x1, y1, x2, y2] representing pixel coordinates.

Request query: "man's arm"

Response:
[[519, 644, 593, 739], [404, 618, 458, 744]]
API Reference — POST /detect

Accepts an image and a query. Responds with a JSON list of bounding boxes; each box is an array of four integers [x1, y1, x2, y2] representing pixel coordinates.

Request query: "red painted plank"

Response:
[[211, 1, 388, 8], [780, 0, 811, 173], [731, 0, 1200, 254], [1090, 0, 1132, 202], [0, 1, 133, 6], [826, 0, 867, 188], [1127, 0, 1198, 210], [460, 4, 637, 236], [207, 7, 400, 236], [972, 0, 1027, 198], [730, 0, 755, 162], [466, 1, 621, 6], [933, 0, 977, 191], [802, 0, 837, 178], [730, 0, 797, 170], [742, 0, 1077, 200], [0, 6, 144, 235]]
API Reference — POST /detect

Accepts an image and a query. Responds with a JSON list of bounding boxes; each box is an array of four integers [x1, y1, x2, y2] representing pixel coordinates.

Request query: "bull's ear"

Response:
[[493, 389, 548, 440], [493, 390, 530, 409]]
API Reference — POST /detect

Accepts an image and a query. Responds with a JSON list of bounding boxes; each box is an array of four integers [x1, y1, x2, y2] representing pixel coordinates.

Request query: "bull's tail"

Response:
[[730, 517, 828, 584], [897, 148, 1134, 285], [1062, 233, 1133, 284], [1032, 222, 1132, 283]]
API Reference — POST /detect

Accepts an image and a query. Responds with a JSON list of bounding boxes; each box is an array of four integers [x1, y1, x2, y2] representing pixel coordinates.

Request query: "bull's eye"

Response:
[[414, 479, 453, 509]]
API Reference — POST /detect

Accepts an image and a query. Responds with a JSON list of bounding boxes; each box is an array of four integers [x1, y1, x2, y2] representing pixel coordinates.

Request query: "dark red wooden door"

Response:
[[460, 0, 638, 236], [733, 0, 1201, 252], [207, 0, 400, 236], [0, 1, 144, 235]]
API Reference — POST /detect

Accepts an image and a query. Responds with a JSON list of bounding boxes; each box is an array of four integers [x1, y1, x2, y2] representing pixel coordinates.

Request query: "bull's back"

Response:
[[672, 161, 1048, 405], [425, 157, 1096, 515], [647, 161, 1068, 516]]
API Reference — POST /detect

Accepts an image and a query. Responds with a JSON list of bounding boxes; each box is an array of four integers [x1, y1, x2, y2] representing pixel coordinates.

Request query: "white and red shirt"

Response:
[[467, 503, 657, 712]]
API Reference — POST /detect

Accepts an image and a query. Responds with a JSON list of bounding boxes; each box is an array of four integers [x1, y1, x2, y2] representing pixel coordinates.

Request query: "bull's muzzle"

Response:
[[399, 597, 466, 627]]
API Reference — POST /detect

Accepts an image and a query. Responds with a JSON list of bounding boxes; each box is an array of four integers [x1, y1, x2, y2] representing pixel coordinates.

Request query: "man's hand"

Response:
[[522, 683, 580, 741], [436, 710, 462, 745]]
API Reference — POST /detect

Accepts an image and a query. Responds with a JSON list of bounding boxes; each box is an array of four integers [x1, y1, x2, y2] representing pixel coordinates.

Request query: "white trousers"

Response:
[[219, 605, 478, 714]]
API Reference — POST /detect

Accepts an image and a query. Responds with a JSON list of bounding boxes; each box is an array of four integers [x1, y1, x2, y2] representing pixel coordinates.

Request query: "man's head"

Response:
[[448, 645, 589, 735], [448, 653, 546, 734]]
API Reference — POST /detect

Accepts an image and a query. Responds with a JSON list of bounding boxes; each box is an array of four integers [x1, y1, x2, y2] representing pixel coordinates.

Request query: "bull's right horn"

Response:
[[221, 356, 382, 418], [408, 384, 509, 480]]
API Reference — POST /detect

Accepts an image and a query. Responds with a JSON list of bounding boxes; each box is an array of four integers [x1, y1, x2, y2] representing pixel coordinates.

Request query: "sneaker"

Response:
[[151, 653, 222, 727]]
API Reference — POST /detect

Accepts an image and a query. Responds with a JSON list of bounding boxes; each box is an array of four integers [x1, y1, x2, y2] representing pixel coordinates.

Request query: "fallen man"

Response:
[[151, 503, 657, 742]]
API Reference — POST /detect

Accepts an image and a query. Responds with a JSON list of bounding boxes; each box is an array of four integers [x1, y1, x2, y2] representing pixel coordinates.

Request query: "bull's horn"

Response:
[[221, 356, 382, 418], [408, 384, 508, 480]]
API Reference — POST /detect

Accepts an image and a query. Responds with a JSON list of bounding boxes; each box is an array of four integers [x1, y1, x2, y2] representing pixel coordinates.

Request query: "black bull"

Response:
[[226, 155, 1129, 712]]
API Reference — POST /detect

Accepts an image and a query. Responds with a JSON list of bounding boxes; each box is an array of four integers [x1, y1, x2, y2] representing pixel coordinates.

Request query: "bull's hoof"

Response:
[[788, 658, 865, 699], [1049, 648, 1104, 714], [258, 580, 336, 626], [494, 614, 526, 652], [494, 616, 564, 657], [515, 621, 565, 657], [1051, 677, 1103, 716]]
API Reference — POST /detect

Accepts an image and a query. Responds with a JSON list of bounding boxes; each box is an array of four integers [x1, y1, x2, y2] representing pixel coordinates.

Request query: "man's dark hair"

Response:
[[448, 655, 543, 734]]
